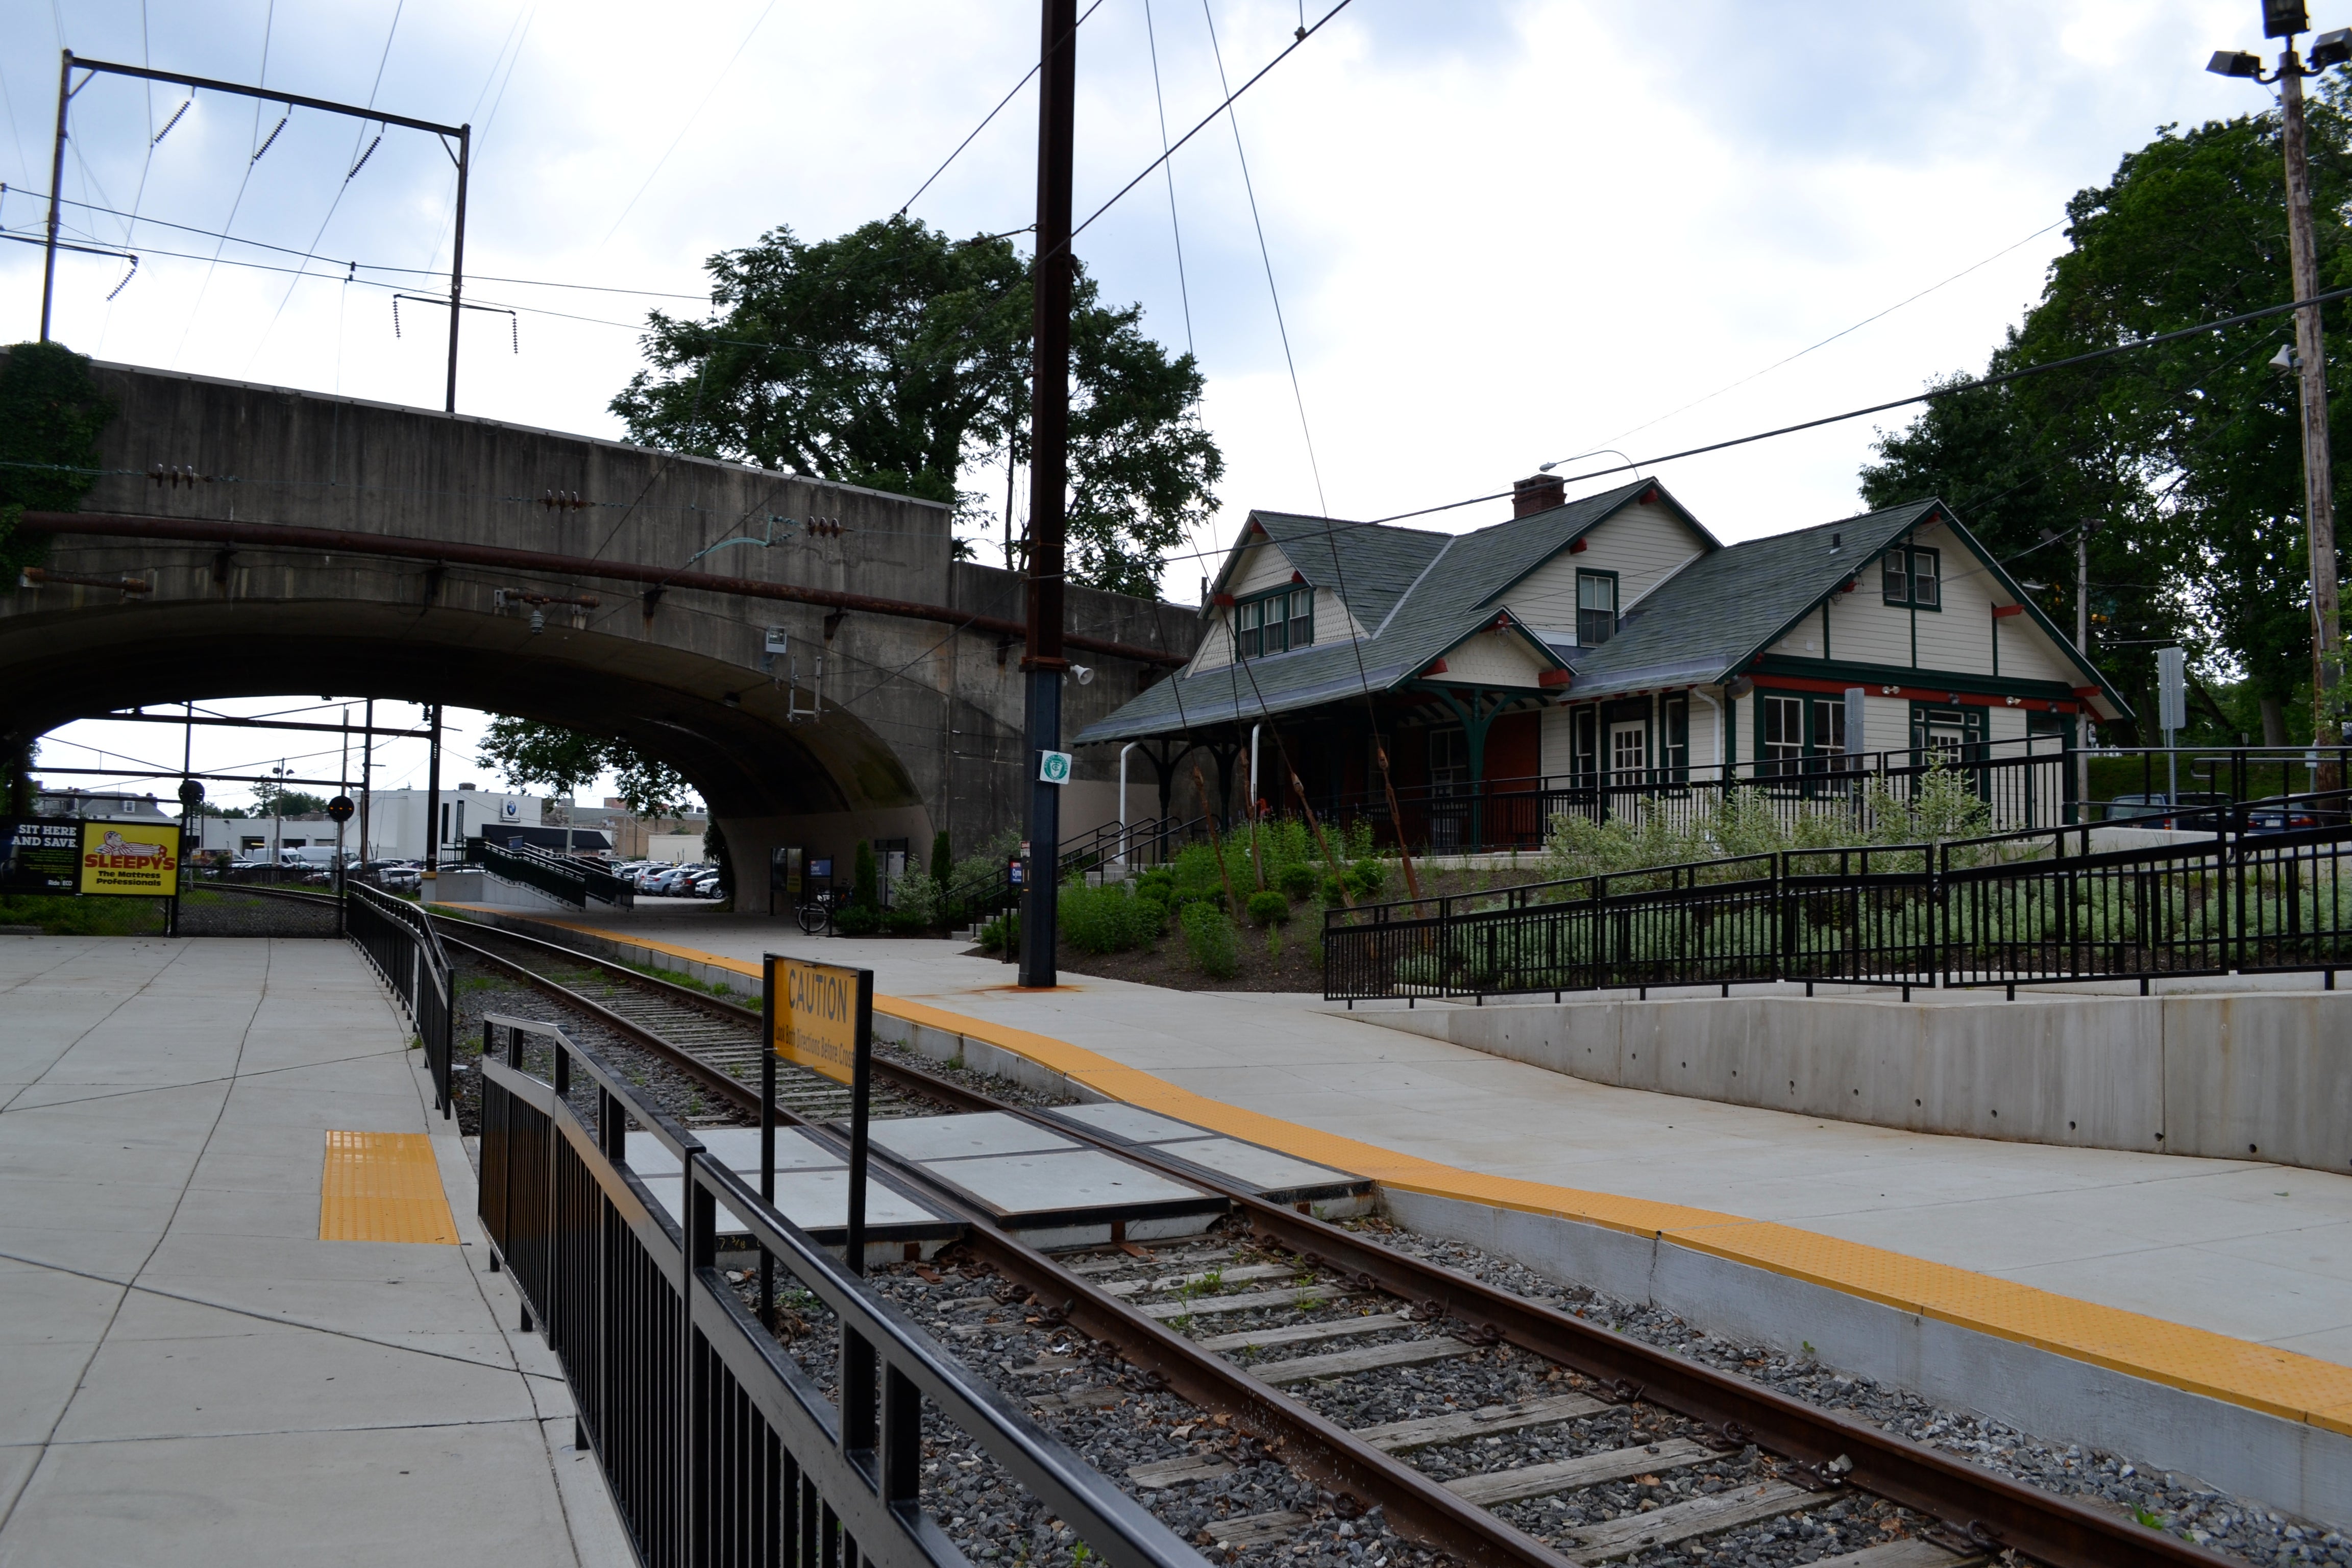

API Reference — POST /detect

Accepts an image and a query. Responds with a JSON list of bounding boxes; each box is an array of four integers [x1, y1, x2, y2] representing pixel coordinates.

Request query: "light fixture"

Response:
[[1069, 664, 1096, 686], [2265, 0, 2310, 39], [2271, 342, 2302, 371], [2207, 48, 2265, 76], [528, 608, 545, 634], [2315, 27, 2352, 66]]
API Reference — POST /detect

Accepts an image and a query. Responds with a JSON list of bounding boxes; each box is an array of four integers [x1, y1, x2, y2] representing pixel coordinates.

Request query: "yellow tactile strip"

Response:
[[518, 914, 2352, 1438], [318, 1130, 459, 1244]]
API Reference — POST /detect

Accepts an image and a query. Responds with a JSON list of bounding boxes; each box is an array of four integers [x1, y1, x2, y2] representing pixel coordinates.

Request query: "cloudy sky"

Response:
[[3, 0, 2280, 814]]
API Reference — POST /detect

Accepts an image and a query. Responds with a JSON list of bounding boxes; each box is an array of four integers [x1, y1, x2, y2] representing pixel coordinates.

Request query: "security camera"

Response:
[[1070, 664, 1096, 685]]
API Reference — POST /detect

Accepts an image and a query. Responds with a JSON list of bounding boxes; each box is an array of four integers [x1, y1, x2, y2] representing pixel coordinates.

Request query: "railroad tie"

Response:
[[1807, 1542, 1986, 1568], [1251, 1336, 1477, 1386], [1443, 1436, 1711, 1506], [1348, 1392, 1608, 1453], [1139, 1286, 1358, 1319], [1561, 1479, 1810, 1562], [1124, 1454, 1236, 1490], [1192, 1312, 1416, 1353], [1205, 1510, 1309, 1550]]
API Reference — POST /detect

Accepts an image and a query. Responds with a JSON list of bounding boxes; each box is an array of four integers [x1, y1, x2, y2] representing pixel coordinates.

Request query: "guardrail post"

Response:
[[681, 1150, 712, 1567]]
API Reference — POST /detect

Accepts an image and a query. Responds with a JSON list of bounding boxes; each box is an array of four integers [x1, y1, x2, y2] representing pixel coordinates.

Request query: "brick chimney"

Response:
[[1512, 473, 1565, 518]]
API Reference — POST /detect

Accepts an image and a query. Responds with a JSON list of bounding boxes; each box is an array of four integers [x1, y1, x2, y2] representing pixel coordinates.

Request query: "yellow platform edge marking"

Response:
[[521, 913, 2352, 1437], [319, 1130, 458, 1245]]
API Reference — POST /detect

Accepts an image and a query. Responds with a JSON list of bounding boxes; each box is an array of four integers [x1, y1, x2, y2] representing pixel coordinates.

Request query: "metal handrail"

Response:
[[476, 1014, 1204, 1568], [345, 881, 454, 1114]]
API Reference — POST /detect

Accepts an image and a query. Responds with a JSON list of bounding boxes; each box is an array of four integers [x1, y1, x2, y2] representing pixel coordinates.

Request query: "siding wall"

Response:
[[1428, 626, 1550, 686], [1192, 540, 1363, 672], [1784, 520, 2080, 684], [1505, 501, 1709, 639]]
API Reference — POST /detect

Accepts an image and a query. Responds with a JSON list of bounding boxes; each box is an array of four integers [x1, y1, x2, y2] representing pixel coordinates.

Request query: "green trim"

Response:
[[1233, 582, 1314, 659], [1882, 543, 1942, 612], [1575, 567, 1621, 646], [1475, 480, 1723, 611], [1751, 654, 2081, 701]]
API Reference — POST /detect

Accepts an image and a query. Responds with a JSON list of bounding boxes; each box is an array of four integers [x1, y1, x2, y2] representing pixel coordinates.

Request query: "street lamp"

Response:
[[2209, 1, 2349, 770]]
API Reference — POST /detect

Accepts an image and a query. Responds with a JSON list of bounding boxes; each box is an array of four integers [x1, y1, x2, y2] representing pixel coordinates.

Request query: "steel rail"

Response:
[[428, 914, 2238, 1568], [15, 511, 1190, 667]]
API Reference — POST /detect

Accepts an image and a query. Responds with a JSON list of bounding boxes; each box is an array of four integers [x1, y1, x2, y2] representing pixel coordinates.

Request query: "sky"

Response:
[[3, 0, 2284, 814]]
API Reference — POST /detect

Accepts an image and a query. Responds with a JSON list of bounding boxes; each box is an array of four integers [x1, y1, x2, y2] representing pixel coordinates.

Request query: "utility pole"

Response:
[[2216, 8, 2349, 775], [2278, 38, 2347, 775], [2077, 526, 2093, 808], [39, 53, 71, 342], [423, 704, 443, 891], [1018, 0, 1077, 989]]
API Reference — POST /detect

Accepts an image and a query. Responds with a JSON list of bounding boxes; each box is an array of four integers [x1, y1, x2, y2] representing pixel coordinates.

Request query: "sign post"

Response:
[[763, 952, 876, 1274]]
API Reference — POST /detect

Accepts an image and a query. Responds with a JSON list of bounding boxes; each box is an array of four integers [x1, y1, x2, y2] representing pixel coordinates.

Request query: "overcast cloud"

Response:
[[2, 1, 2278, 809]]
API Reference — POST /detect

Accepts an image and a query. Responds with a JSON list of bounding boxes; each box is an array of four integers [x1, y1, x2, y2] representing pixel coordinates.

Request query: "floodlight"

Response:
[[2265, 0, 2309, 39], [2208, 48, 2265, 76], [2311, 27, 2352, 66], [2271, 342, 2302, 371]]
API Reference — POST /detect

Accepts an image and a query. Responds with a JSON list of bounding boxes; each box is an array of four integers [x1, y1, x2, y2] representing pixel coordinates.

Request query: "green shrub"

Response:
[[1346, 858, 1389, 900], [1245, 889, 1290, 927], [977, 913, 1019, 954], [1180, 901, 1239, 978], [890, 872, 942, 928], [834, 904, 879, 936], [1059, 879, 1167, 954], [1319, 872, 1351, 908], [852, 841, 879, 909], [1136, 866, 1177, 899], [880, 908, 929, 937], [1277, 862, 1319, 901], [930, 829, 953, 891]]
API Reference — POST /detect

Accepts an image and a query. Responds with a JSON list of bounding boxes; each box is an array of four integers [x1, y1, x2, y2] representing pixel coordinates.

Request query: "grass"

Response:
[[0, 894, 167, 935]]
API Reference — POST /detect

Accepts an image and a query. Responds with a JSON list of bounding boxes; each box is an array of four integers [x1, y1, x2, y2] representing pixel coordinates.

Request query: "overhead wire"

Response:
[[245, 0, 406, 373], [168, 0, 278, 368], [597, 0, 781, 251], [1141, 0, 1193, 357], [898, 0, 1110, 217]]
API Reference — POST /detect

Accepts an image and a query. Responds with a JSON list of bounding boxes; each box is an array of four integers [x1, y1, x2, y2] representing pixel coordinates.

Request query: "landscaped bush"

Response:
[[889, 872, 942, 929], [833, 904, 880, 936], [1059, 878, 1167, 953], [1180, 901, 1239, 978], [1245, 889, 1290, 927], [1276, 862, 1318, 901], [976, 913, 1018, 954], [880, 909, 930, 937], [1345, 857, 1388, 901], [852, 841, 879, 909]]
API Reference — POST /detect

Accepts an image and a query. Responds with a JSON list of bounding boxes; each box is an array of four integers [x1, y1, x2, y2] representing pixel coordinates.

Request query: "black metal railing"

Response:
[[960, 815, 1207, 924], [463, 837, 634, 909], [476, 1014, 1203, 1568], [345, 882, 455, 1113], [1319, 736, 2077, 855], [1325, 790, 2352, 1001]]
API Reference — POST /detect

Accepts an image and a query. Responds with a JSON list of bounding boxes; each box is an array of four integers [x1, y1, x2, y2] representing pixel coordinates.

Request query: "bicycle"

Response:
[[794, 888, 841, 936]]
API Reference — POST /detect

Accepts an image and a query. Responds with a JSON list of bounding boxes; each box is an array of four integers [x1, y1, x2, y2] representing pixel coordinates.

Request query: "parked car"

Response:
[[691, 873, 724, 898], [2243, 803, 2332, 834], [644, 864, 706, 896], [2104, 792, 2231, 829]]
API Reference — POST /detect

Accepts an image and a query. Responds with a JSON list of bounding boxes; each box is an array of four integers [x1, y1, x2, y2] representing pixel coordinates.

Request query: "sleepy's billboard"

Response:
[[80, 822, 180, 896]]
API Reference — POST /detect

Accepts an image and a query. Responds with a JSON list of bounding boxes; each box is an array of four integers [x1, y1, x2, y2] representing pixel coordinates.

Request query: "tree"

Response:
[[0, 341, 114, 575], [474, 717, 696, 820], [255, 788, 330, 818], [1862, 99, 2352, 745], [610, 215, 1221, 597]]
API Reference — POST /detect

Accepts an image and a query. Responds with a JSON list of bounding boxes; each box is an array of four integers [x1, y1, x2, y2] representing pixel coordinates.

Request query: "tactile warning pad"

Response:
[[318, 1130, 458, 1244]]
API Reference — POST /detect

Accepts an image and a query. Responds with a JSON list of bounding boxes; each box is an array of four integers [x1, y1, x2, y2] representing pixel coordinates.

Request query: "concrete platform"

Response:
[[469, 905, 2352, 1529], [622, 1125, 961, 1260], [0, 935, 629, 1565], [864, 1111, 1223, 1247]]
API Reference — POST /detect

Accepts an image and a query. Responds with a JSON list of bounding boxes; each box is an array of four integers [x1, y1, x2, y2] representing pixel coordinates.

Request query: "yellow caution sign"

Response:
[[768, 954, 869, 1086], [80, 820, 180, 897]]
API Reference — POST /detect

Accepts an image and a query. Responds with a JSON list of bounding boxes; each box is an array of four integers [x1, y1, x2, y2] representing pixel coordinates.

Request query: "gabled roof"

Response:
[[1079, 480, 1668, 743], [1564, 499, 2133, 717]]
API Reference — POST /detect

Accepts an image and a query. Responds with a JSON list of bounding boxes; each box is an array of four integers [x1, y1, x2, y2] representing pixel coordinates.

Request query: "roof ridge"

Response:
[[1371, 532, 1458, 639]]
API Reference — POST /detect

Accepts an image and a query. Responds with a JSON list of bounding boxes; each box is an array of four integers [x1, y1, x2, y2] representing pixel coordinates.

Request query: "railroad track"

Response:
[[433, 913, 2231, 1568]]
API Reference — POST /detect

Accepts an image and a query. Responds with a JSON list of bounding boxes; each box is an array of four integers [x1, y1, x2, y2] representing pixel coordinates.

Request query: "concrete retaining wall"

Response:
[[1383, 1186, 2352, 1531], [1364, 988, 2352, 1174]]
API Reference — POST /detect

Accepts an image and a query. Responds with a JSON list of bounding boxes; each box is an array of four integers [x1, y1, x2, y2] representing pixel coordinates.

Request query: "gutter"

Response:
[[13, 510, 1188, 667]]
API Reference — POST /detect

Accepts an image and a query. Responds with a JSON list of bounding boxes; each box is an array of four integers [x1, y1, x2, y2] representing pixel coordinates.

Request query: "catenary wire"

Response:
[[1142, 0, 1193, 358], [898, 0, 1109, 217], [167, 0, 277, 369], [597, 0, 780, 251]]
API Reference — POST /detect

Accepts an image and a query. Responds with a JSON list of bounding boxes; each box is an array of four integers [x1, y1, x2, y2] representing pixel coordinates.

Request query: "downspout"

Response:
[[1117, 742, 1135, 865], [1694, 687, 1723, 782], [1248, 724, 1261, 820]]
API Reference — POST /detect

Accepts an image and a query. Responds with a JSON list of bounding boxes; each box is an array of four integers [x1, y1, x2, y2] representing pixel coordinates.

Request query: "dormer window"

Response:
[[1575, 570, 1618, 645], [1236, 586, 1313, 658], [1882, 544, 1939, 609]]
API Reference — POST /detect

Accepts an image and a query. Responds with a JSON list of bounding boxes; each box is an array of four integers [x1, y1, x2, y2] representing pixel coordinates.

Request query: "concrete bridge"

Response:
[[1, 355, 1199, 895]]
